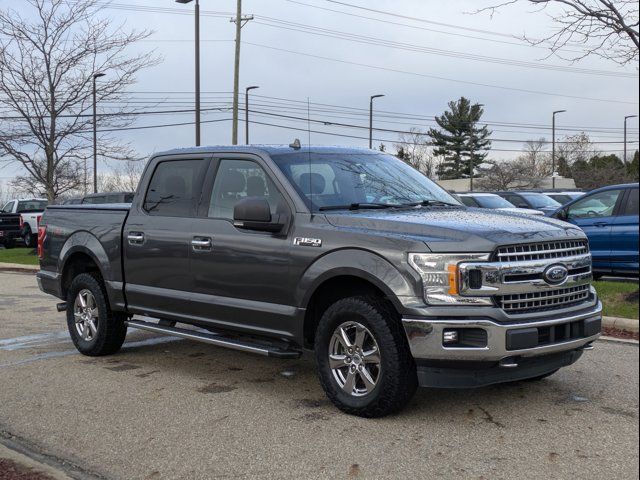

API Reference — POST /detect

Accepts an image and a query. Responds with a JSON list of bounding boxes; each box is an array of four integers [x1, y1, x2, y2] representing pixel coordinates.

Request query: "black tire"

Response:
[[3, 239, 15, 249], [592, 273, 604, 281], [66, 273, 127, 356], [21, 226, 33, 248], [524, 369, 559, 382], [314, 296, 418, 418]]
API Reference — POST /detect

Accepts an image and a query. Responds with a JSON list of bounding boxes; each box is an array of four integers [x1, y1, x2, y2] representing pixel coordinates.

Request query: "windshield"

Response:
[[16, 200, 48, 212], [520, 193, 561, 208], [270, 151, 459, 211], [474, 195, 515, 209]]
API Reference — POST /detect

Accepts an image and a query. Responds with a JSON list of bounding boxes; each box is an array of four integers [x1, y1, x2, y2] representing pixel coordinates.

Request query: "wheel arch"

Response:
[[298, 249, 416, 349], [59, 232, 111, 300]]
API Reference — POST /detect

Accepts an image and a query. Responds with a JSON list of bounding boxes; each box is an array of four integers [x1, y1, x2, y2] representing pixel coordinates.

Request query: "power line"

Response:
[[251, 16, 635, 78], [242, 42, 637, 105]]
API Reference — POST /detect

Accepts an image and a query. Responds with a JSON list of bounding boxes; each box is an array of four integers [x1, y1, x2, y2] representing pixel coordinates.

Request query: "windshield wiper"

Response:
[[404, 199, 461, 208], [318, 203, 396, 212]]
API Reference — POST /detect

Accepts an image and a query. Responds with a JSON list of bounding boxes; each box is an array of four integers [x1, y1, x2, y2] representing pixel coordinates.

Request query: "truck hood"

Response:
[[324, 206, 585, 253]]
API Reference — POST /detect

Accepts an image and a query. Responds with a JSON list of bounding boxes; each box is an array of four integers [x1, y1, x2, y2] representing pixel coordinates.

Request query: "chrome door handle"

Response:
[[127, 232, 145, 245], [191, 237, 212, 251]]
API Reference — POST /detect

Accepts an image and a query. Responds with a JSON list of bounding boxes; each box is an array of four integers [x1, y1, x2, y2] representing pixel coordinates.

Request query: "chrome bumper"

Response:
[[402, 301, 602, 362]]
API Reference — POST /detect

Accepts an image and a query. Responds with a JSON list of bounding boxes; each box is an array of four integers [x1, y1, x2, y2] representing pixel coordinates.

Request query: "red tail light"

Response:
[[19, 215, 24, 229], [37, 225, 47, 260], [36, 215, 42, 227]]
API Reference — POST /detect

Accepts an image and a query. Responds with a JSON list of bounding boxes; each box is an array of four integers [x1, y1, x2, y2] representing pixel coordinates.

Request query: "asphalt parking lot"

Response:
[[0, 271, 638, 480]]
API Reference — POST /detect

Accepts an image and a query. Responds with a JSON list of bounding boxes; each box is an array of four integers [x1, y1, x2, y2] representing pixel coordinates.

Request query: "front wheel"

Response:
[[314, 296, 417, 418], [22, 227, 35, 248], [66, 273, 127, 356]]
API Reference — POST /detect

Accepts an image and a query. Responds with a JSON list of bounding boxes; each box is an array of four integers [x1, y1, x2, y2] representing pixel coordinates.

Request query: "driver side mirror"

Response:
[[233, 197, 287, 233], [555, 209, 568, 221]]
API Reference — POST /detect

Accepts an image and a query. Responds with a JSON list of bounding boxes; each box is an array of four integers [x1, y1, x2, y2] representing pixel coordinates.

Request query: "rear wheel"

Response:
[[2, 239, 15, 249], [22, 226, 35, 248], [314, 296, 417, 418], [66, 273, 127, 356]]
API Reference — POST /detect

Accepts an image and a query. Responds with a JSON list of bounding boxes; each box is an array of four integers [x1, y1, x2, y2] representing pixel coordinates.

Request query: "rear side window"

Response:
[[460, 196, 479, 207], [623, 188, 639, 216], [503, 194, 527, 208], [144, 159, 207, 216]]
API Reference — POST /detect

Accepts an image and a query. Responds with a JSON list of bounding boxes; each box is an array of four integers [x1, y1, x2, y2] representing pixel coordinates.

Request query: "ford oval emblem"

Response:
[[543, 264, 569, 285]]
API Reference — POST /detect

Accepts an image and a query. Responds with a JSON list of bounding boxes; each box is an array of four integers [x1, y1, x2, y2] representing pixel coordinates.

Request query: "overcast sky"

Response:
[[1, 0, 639, 185]]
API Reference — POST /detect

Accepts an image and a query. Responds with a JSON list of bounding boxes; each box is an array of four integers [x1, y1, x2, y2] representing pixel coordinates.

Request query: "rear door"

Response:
[[187, 154, 296, 336], [123, 155, 211, 319], [565, 188, 624, 272], [611, 187, 639, 275]]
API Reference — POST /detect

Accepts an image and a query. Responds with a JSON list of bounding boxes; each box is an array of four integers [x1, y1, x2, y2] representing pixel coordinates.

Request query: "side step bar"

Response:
[[126, 319, 302, 359]]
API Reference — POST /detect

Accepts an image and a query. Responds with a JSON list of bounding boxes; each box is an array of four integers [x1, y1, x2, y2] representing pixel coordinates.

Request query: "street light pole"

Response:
[[369, 94, 384, 149], [92, 72, 105, 194], [624, 115, 638, 164], [245, 86, 259, 145], [552, 110, 567, 190], [176, 0, 201, 146]]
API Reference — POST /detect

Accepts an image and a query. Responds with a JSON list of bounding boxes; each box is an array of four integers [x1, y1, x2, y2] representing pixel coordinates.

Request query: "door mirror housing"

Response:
[[233, 197, 286, 233], [555, 209, 568, 221]]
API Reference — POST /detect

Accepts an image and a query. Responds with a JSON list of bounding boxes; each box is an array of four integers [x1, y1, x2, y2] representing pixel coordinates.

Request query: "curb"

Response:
[[0, 442, 73, 480], [603, 316, 639, 333], [0, 262, 39, 274], [598, 336, 639, 346]]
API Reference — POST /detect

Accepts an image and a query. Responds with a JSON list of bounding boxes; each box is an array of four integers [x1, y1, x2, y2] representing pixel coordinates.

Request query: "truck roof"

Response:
[[153, 145, 377, 158]]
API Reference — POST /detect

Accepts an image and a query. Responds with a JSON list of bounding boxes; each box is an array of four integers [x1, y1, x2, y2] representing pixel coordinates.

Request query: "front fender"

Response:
[[296, 248, 419, 312]]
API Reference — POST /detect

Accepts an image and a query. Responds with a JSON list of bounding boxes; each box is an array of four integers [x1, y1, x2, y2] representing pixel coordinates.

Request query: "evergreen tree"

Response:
[[628, 151, 639, 181], [428, 97, 492, 180]]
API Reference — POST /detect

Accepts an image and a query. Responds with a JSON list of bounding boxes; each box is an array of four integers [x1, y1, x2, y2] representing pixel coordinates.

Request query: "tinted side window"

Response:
[[1, 202, 13, 213], [144, 159, 207, 216], [504, 194, 527, 208], [208, 159, 285, 220], [460, 197, 479, 207], [623, 188, 639, 216]]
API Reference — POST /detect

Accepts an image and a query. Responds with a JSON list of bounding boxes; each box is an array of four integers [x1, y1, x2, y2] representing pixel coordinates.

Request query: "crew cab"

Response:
[[37, 146, 602, 417], [1, 198, 48, 248]]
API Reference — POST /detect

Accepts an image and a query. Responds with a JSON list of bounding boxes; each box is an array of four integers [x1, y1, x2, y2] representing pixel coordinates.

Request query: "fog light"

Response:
[[443, 331, 459, 344]]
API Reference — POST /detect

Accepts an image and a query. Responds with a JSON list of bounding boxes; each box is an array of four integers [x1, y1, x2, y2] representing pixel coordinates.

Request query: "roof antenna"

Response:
[[289, 138, 301, 150], [307, 97, 314, 220]]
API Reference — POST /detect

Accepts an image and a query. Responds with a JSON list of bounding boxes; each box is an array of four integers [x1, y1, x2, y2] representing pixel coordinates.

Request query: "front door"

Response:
[[124, 156, 210, 319], [188, 155, 296, 337], [565, 188, 624, 273], [611, 188, 639, 274]]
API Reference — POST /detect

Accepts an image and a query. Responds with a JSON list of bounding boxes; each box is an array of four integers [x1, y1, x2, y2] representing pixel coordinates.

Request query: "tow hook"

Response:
[[581, 343, 595, 351], [56, 302, 67, 312]]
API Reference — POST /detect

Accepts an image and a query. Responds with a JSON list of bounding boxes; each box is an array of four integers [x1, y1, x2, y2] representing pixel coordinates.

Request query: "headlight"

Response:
[[408, 253, 492, 306]]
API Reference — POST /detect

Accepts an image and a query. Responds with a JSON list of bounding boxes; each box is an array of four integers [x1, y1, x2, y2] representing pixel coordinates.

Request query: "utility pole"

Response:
[[231, 1, 253, 145], [552, 110, 566, 190], [175, 0, 201, 146], [624, 115, 638, 163], [245, 86, 259, 145], [92, 72, 105, 194], [369, 94, 384, 149]]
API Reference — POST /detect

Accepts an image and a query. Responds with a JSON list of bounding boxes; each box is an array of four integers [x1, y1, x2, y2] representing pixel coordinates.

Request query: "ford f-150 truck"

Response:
[[37, 146, 602, 417]]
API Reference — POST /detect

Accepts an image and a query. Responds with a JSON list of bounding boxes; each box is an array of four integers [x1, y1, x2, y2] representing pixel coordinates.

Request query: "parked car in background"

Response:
[[542, 191, 584, 205], [458, 193, 545, 216], [493, 191, 562, 216], [1, 198, 48, 248], [0, 212, 21, 249], [553, 183, 639, 279], [81, 192, 134, 204], [62, 197, 83, 205]]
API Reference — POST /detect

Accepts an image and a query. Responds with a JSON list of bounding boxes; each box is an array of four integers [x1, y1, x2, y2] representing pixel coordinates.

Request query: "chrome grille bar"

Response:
[[495, 240, 589, 262], [498, 284, 591, 313]]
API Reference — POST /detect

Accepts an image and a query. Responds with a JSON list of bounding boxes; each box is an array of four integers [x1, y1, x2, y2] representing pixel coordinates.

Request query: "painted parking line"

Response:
[[0, 331, 70, 351], [0, 336, 183, 369]]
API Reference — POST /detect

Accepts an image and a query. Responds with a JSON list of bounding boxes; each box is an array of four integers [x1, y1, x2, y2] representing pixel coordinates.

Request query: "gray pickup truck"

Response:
[[37, 145, 602, 417]]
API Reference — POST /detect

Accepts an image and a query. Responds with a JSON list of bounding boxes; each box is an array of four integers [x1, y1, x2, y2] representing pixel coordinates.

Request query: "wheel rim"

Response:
[[329, 321, 381, 397], [73, 289, 98, 341]]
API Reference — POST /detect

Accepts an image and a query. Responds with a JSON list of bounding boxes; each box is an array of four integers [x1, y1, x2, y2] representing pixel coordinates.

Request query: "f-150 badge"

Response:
[[294, 237, 322, 247]]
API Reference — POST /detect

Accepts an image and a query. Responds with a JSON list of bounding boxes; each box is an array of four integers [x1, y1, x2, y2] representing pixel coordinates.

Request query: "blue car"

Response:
[[553, 183, 639, 278]]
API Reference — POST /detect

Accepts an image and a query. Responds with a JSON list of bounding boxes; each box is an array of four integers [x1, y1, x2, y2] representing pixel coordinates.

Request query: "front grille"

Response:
[[498, 284, 591, 314], [495, 240, 589, 262]]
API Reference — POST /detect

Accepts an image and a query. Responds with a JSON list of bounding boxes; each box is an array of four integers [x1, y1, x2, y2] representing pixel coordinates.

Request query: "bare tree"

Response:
[[98, 159, 146, 193], [477, 0, 639, 65], [395, 128, 440, 178], [476, 139, 553, 190], [0, 0, 158, 201]]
